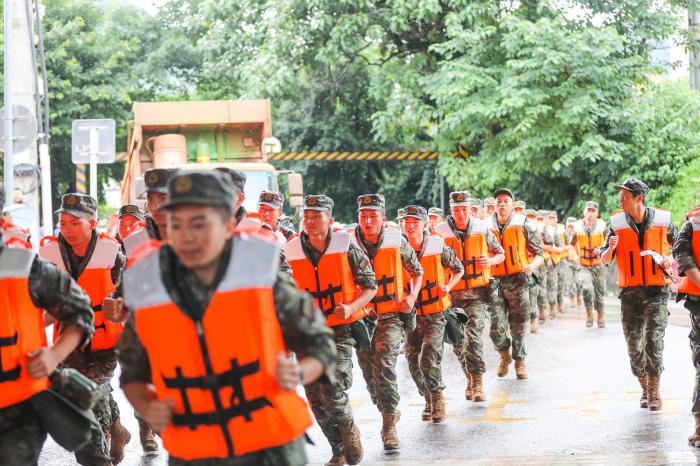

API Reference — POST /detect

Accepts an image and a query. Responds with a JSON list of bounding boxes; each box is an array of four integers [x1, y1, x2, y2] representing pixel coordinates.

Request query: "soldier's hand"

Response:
[[333, 303, 355, 320], [103, 297, 127, 323], [662, 255, 672, 270], [26, 347, 59, 379], [476, 255, 490, 268], [276, 353, 302, 390], [144, 399, 174, 433], [522, 264, 535, 276], [438, 285, 450, 297], [400, 296, 417, 314], [608, 235, 619, 250]]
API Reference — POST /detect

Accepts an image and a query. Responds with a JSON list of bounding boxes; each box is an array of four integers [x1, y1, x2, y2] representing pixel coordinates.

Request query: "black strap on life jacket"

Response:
[[164, 358, 272, 431], [83, 304, 106, 353], [371, 275, 397, 305], [0, 332, 21, 382], [419, 280, 441, 309], [307, 283, 344, 316]]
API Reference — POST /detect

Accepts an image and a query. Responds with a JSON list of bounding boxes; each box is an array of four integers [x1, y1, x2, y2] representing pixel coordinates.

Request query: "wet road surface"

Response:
[[40, 298, 700, 465]]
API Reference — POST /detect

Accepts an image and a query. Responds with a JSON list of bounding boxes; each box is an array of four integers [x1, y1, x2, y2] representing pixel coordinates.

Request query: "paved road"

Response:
[[40, 298, 700, 465]]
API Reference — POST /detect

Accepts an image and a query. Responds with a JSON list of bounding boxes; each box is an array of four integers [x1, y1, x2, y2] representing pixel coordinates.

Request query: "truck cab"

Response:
[[120, 99, 302, 212]]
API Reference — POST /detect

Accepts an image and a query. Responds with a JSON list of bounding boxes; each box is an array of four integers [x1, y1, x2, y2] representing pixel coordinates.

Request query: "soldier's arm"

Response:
[[273, 272, 337, 385], [29, 255, 94, 347], [485, 231, 506, 266], [599, 223, 617, 264], [343, 245, 377, 314], [117, 313, 152, 386], [399, 239, 423, 307], [278, 249, 293, 277], [673, 221, 697, 276], [441, 245, 464, 292], [523, 223, 545, 271]]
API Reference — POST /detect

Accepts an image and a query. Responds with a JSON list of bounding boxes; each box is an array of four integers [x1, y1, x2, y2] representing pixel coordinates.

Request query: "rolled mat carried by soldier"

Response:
[[600, 178, 678, 412], [117, 171, 337, 466]]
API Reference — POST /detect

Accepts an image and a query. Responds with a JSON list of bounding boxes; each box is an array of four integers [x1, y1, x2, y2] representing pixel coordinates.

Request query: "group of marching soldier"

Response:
[[0, 166, 698, 466]]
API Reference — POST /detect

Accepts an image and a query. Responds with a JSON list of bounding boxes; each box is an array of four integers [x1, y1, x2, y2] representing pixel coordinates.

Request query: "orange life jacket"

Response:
[[610, 208, 672, 288], [285, 231, 367, 327], [354, 227, 406, 314], [3, 222, 30, 245], [435, 219, 490, 289], [409, 235, 452, 315], [574, 219, 606, 267], [124, 236, 311, 460], [535, 222, 551, 261], [489, 214, 529, 276], [123, 226, 150, 257], [678, 211, 700, 296], [0, 247, 50, 409], [40, 234, 123, 351], [557, 224, 569, 261]]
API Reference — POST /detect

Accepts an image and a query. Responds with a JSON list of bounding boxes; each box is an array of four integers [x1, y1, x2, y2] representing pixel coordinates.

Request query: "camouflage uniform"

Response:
[[354, 227, 423, 415], [235, 206, 292, 276], [441, 219, 503, 376], [405, 231, 464, 395], [56, 232, 125, 466], [601, 208, 677, 377], [529, 223, 547, 322], [0, 246, 94, 466], [118, 238, 336, 466], [489, 213, 544, 361], [570, 221, 609, 313], [542, 224, 562, 309], [672, 218, 700, 415], [296, 229, 376, 458]]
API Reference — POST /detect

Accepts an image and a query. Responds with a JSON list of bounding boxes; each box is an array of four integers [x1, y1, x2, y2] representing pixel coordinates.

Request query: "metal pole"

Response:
[[39, 142, 52, 234], [4, 0, 15, 206], [439, 174, 445, 212], [89, 126, 98, 200]]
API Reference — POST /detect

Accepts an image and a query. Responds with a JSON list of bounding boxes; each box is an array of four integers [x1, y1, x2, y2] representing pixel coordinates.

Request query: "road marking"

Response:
[[455, 391, 534, 423]]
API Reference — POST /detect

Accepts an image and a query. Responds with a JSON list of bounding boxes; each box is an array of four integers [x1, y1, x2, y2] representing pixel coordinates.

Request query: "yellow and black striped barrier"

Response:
[[268, 150, 466, 162], [76, 164, 87, 193]]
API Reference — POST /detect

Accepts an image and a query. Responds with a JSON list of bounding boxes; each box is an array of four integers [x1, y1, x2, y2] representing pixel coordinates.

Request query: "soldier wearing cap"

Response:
[[258, 190, 295, 243], [551, 211, 570, 315], [601, 178, 677, 411], [530, 210, 550, 324], [570, 202, 610, 328], [142, 167, 182, 242], [40, 194, 129, 465], [116, 205, 145, 250], [118, 172, 336, 466], [353, 193, 423, 451], [470, 198, 482, 218], [484, 198, 496, 217], [435, 192, 505, 402], [673, 203, 700, 446], [284, 194, 377, 466], [401, 205, 463, 421], [514, 200, 526, 214], [487, 188, 544, 379], [427, 207, 445, 235]]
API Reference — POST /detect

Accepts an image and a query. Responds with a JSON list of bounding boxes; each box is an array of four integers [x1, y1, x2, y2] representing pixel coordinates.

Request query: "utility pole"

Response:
[[690, 9, 700, 90], [3, 0, 15, 204]]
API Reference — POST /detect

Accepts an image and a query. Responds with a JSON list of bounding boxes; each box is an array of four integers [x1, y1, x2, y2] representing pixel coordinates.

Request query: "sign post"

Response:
[[71, 119, 116, 203]]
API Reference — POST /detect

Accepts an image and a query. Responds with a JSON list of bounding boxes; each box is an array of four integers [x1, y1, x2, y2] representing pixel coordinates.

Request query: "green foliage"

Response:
[[665, 156, 700, 224]]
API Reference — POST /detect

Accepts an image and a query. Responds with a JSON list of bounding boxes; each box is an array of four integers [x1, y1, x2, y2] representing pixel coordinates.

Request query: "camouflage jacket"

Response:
[[353, 226, 424, 278], [673, 219, 696, 276]]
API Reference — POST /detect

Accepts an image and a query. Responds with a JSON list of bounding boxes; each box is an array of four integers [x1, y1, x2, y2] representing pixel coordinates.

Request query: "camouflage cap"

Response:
[[427, 207, 444, 218], [493, 188, 514, 200], [525, 209, 536, 217], [449, 191, 471, 207], [547, 210, 558, 219], [258, 190, 284, 209], [397, 208, 405, 218], [215, 167, 247, 191], [118, 204, 145, 220], [471, 199, 483, 208], [144, 168, 182, 195], [584, 200, 599, 211], [357, 193, 385, 211], [566, 216, 578, 225], [536, 210, 548, 219], [484, 197, 496, 206], [514, 200, 526, 209], [56, 193, 97, 219], [163, 171, 235, 211], [401, 205, 428, 222], [614, 177, 649, 196], [304, 194, 334, 212]]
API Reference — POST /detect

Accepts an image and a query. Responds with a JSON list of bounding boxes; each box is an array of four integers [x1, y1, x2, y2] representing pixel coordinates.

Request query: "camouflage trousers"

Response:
[[305, 325, 356, 456], [356, 314, 403, 414], [490, 274, 529, 361], [556, 260, 567, 306], [452, 288, 490, 374], [620, 286, 669, 378], [73, 382, 114, 466], [689, 303, 700, 416], [529, 268, 546, 321], [546, 262, 560, 307], [405, 312, 446, 395], [488, 280, 508, 349], [579, 264, 606, 312], [0, 398, 47, 466]]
